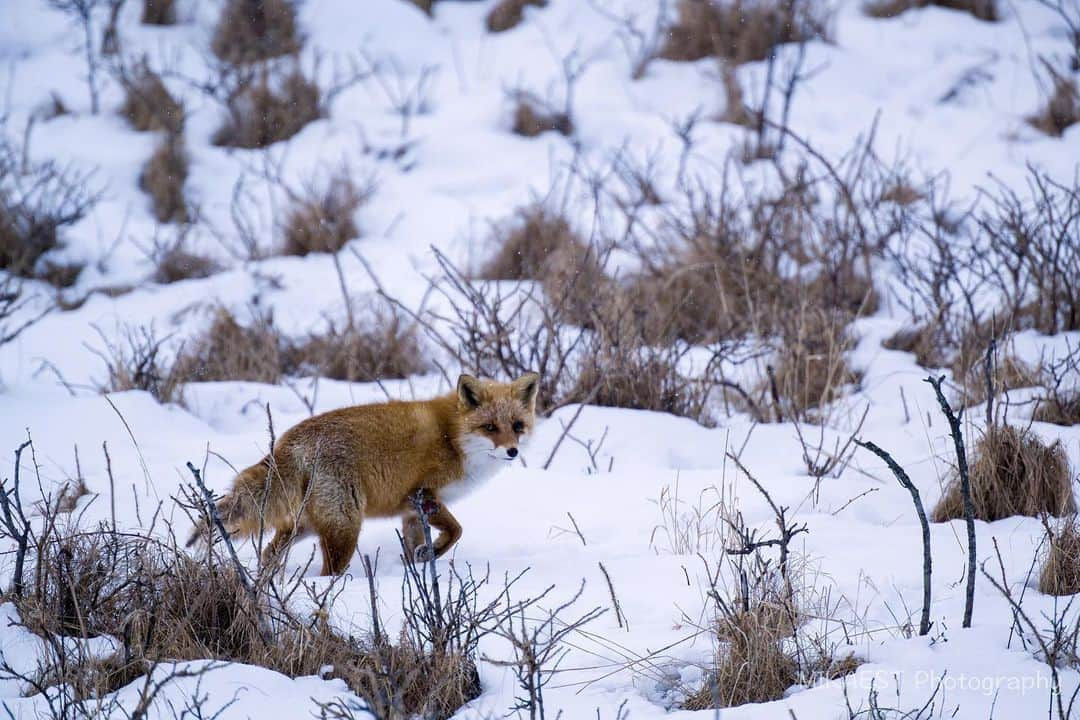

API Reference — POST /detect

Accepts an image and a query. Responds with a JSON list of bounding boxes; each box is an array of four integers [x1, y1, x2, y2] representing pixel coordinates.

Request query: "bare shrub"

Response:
[[141, 0, 176, 24], [286, 310, 427, 382], [0, 136, 100, 283], [932, 425, 1075, 522], [211, 0, 301, 65], [1039, 517, 1080, 596], [486, 0, 547, 32], [1027, 61, 1080, 137], [140, 131, 189, 223], [149, 235, 221, 284], [91, 324, 186, 404], [1, 275, 48, 347], [213, 67, 321, 148], [659, 0, 828, 65], [118, 59, 183, 133], [173, 306, 284, 384], [281, 171, 370, 256], [864, 0, 998, 20], [1036, 395, 1080, 426], [956, 352, 1040, 409], [1032, 344, 1080, 426], [511, 91, 573, 137]]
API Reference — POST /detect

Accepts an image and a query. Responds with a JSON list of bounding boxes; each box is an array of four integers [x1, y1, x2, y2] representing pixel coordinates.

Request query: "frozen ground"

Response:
[[1, 0, 1079, 717]]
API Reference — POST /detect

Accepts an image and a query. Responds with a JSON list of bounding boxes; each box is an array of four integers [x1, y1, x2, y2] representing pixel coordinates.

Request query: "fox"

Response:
[[187, 372, 540, 575]]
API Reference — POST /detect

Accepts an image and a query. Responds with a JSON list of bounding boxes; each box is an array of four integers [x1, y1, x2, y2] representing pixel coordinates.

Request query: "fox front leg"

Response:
[[402, 490, 461, 562]]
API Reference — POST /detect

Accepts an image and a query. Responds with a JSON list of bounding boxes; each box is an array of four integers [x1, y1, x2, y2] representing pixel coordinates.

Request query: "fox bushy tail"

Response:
[[185, 458, 276, 547]]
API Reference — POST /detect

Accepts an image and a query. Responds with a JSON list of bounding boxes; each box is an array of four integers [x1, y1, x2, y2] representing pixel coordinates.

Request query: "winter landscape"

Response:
[[1, 0, 1079, 717]]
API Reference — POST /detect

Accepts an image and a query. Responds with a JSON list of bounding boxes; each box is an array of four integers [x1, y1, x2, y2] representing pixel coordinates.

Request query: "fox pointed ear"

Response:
[[457, 374, 483, 409], [513, 372, 540, 411]]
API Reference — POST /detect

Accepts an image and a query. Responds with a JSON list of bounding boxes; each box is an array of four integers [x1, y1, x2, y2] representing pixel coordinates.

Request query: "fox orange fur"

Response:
[[187, 372, 540, 575]]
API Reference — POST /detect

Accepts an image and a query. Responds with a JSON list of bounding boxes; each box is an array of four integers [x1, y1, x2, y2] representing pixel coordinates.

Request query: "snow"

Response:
[[1, 0, 1079, 717]]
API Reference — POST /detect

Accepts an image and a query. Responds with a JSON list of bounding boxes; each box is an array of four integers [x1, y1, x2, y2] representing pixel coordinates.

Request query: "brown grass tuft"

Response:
[[282, 171, 370, 256], [1034, 393, 1080, 427], [140, 132, 189, 223], [511, 93, 573, 137], [883, 324, 950, 369], [486, 0, 547, 32], [659, 0, 828, 65], [956, 354, 1040, 409], [478, 203, 608, 327], [763, 306, 859, 422], [151, 239, 220, 284], [571, 347, 709, 423], [932, 425, 1076, 522], [1027, 66, 1080, 138], [119, 60, 183, 133], [1040, 518, 1080, 596], [863, 0, 997, 20], [286, 311, 427, 382], [211, 0, 301, 64], [141, 0, 176, 25], [174, 307, 284, 384], [684, 604, 798, 709], [213, 68, 321, 148]]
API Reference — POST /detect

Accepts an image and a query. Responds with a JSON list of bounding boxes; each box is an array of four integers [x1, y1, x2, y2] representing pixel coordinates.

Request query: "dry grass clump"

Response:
[[882, 323, 950, 369], [140, 132, 189, 223], [478, 203, 609, 327], [659, 0, 828, 65], [1035, 393, 1080, 426], [955, 354, 1040, 409], [0, 140, 99, 284], [1027, 66, 1080, 138], [92, 324, 187, 404], [141, 0, 176, 25], [119, 60, 183, 133], [511, 92, 573, 137], [407, 0, 436, 14], [213, 69, 321, 148], [174, 307, 284, 384], [684, 604, 797, 709], [762, 306, 859, 422], [864, 0, 997, 20], [570, 347, 709, 423], [932, 425, 1075, 522], [211, 0, 301, 64], [1039, 518, 1080, 596], [286, 311, 427, 382], [281, 172, 370, 256], [12, 527, 480, 718], [486, 0, 547, 32], [151, 239, 221, 284]]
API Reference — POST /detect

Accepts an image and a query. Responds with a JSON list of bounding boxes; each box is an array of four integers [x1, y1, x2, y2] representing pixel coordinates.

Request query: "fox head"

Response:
[[456, 372, 539, 461]]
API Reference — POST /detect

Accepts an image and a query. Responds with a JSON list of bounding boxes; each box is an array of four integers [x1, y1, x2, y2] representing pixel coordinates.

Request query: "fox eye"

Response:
[[512, 421, 525, 434], [483, 423, 497, 433]]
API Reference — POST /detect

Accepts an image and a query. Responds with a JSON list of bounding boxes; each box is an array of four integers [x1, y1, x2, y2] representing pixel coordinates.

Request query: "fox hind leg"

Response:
[[310, 474, 365, 576]]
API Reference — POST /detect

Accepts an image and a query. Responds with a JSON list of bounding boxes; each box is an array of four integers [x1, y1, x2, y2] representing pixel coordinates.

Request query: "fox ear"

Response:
[[513, 372, 540, 411], [457, 374, 483, 409]]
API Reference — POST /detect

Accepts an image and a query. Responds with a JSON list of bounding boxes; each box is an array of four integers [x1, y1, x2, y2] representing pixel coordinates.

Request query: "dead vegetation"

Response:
[[213, 67, 322, 148], [140, 132, 189, 223], [1027, 61, 1080, 137], [486, 0, 547, 32], [281, 170, 371, 256], [141, 0, 176, 25], [0, 134, 100, 286], [118, 60, 183, 133], [149, 235, 220, 284], [94, 304, 425, 402], [658, 0, 828, 65], [863, 0, 998, 20], [932, 425, 1075, 523], [211, 0, 301, 65], [0, 438, 588, 720], [511, 91, 573, 137], [1039, 517, 1080, 596]]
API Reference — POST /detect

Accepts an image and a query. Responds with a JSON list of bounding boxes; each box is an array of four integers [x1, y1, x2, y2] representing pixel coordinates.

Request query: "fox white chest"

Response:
[[441, 436, 510, 503]]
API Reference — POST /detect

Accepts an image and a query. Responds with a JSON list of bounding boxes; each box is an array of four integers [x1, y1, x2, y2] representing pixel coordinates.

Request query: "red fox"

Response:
[[187, 372, 539, 575]]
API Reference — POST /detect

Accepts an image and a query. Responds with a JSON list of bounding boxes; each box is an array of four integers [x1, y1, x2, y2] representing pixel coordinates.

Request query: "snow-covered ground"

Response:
[[1, 0, 1079, 717]]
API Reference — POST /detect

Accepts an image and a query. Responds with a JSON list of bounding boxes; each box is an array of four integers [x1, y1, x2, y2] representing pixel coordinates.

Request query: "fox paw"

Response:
[[412, 544, 435, 563]]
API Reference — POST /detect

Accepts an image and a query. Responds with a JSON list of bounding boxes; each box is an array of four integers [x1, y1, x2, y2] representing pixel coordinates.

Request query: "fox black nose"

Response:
[[506, 447, 518, 459]]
